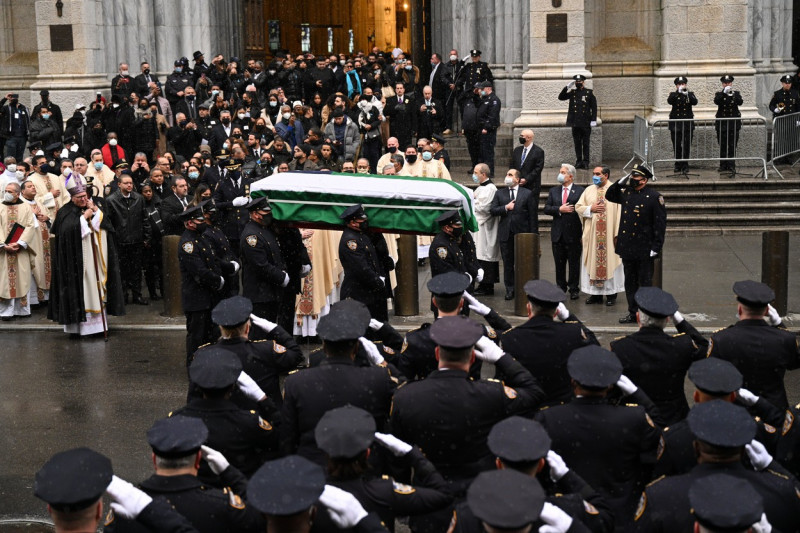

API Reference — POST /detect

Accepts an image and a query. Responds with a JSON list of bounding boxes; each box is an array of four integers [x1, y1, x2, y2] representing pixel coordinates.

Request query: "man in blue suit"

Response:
[[543, 163, 584, 299]]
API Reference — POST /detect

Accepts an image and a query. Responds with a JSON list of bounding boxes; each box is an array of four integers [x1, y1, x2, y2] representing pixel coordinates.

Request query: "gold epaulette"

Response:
[[646, 475, 665, 487]]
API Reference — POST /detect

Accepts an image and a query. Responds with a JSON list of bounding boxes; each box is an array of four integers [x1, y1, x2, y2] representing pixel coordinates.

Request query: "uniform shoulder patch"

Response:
[[246, 235, 258, 247], [486, 327, 497, 339], [783, 410, 795, 436], [763, 422, 777, 434], [583, 500, 600, 515], [258, 416, 273, 431], [436, 246, 448, 259], [383, 345, 395, 355], [104, 509, 115, 526], [658, 195, 665, 206], [228, 491, 246, 509], [182, 241, 194, 254], [503, 385, 518, 399], [645, 413, 655, 428], [634, 493, 647, 521], [392, 480, 416, 494], [273, 341, 287, 353], [347, 239, 357, 251]]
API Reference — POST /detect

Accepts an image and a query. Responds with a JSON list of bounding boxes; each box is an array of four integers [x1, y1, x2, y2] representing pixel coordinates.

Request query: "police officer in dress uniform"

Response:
[[431, 133, 451, 170], [535, 346, 661, 531], [280, 300, 399, 465], [172, 347, 280, 479], [399, 272, 511, 381], [557, 74, 598, 169], [604, 164, 667, 324], [769, 74, 800, 117], [714, 74, 743, 173], [610, 287, 708, 425], [500, 280, 599, 407], [633, 400, 800, 533], [688, 475, 767, 533], [667, 76, 698, 173], [199, 200, 239, 297], [460, 50, 494, 95], [179, 205, 237, 365], [449, 416, 614, 533], [239, 197, 288, 331], [708, 280, 800, 410], [104, 415, 265, 533], [429, 210, 480, 284], [213, 158, 254, 257], [475, 81, 501, 174], [338, 204, 389, 322]]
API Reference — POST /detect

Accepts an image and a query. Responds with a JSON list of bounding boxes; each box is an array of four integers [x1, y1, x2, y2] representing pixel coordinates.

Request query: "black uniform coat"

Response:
[[239, 220, 285, 305], [768, 87, 799, 117], [709, 319, 800, 409], [460, 61, 494, 92], [714, 88, 743, 121], [475, 93, 501, 131], [666, 91, 698, 130], [201, 224, 237, 285], [490, 186, 538, 239], [500, 313, 598, 406], [544, 184, 584, 244], [610, 321, 708, 425], [558, 87, 597, 127], [178, 227, 228, 312], [428, 230, 471, 279], [605, 181, 666, 260], [339, 226, 385, 306], [280, 358, 398, 465], [510, 143, 545, 193], [213, 171, 253, 245]]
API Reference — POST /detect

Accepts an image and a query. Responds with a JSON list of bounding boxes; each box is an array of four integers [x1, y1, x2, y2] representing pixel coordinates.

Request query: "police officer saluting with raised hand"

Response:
[[558, 74, 597, 169], [714, 74, 743, 174]]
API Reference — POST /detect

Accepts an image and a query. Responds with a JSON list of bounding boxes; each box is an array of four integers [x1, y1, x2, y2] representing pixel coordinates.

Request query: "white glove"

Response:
[[463, 291, 491, 316], [200, 445, 230, 475], [359, 337, 385, 366], [538, 502, 574, 533], [745, 439, 772, 471], [249, 313, 277, 333], [320, 485, 369, 528], [60, 148, 70, 159], [774, 108, 781, 114], [476, 268, 484, 283], [555, 302, 570, 321], [374, 432, 413, 456], [765, 304, 782, 326], [237, 371, 267, 401], [474, 335, 504, 363], [379, 276, 386, 286], [369, 318, 384, 331], [724, 86, 732, 94], [672, 310, 684, 324], [752, 513, 773, 533], [281, 272, 290, 287], [106, 475, 153, 519], [616, 374, 638, 396], [590, 121, 597, 127], [70, 144, 79, 153], [546, 450, 569, 482], [737, 388, 760, 407], [567, 81, 576, 90], [300, 264, 311, 277], [232, 196, 250, 207], [230, 260, 239, 273], [218, 276, 225, 289], [649, 250, 658, 257], [466, 272, 473, 283], [618, 175, 630, 187]]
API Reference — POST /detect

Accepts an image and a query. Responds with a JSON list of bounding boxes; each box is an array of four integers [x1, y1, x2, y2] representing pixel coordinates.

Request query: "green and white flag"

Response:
[[250, 171, 477, 235]]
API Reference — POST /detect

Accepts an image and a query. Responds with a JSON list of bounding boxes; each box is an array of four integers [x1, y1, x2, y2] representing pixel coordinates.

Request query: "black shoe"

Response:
[[605, 296, 617, 306], [504, 289, 515, 300], [417, 259, 427, 267], [474, 287, 494, 296], [132, 297, 149, 305], [569, 290, 580, 300], [619, 313, 636, 324], [151, 294, 162, 301], [585, 295, 602, 304]]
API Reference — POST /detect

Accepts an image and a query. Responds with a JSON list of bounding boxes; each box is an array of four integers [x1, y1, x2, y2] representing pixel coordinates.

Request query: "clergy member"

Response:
[[0, 181, 37, 319], [21, 179, 52, 306]]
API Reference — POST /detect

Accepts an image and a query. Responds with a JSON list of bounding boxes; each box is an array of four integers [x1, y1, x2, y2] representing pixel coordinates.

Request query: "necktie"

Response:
[[521, 146, 528, 164], [181, 197, 188, 209], [562, 187, 568, 205], [510, 188, 515, 201], [399, 97, 402, 104]]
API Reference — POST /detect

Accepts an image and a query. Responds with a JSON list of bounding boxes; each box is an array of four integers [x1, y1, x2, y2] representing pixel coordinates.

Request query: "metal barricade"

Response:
[[647, 117, 769, 180], [623, 115, 649, 170], [768, 111, 800, 179]]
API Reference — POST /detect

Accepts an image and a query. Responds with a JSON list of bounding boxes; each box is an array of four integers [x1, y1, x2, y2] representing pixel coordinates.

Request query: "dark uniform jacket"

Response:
[[666, 90, 698, 131], [178, 228, 228, 312], [280, 358, 398, 465], [605, 181, 666, 260], [500, 313, 598, 406], [476, 93, 501, 131], [201, 224, 237, 285], [709, 319, 800, 409], [433, 148, 451, 170], [213, 171, 253, 244], [429, 231, 470, 278], [339, 226, 385, 306], [165, 72, 193, 109], [714, 88, 743, 121], [777, 404, 800, 478], [768, 87, 799, 117], [557, 87, 597, 128], [308, 322, 405, 370], [460, 94, 480, 132], [460, 61, 494, 92], [610, 321, 708, 425], [105, 190, 152, 245], [390, 354, 544, 489], [240, 220, 286, 304]]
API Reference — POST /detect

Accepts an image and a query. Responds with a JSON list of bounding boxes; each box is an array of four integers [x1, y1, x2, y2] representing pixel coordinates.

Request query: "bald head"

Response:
[[519, 129, 534, 147]]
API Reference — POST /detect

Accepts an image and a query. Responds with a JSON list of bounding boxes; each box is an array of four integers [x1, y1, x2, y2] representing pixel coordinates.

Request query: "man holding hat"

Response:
[[768, 74, 799, 118], [610, 287, 708, 424], [536, 346, 660, 530], [714, 75, 743, 173], [475, 81, 501, 174], [104, 416, 264, 533], [558, 74, 598, 169], [605, 163, 666, 324], [667, 76, 698, 174], [709, 280, 800, 410], [429, 210, 480, 288], [213, 157, 253, 256], [281, 299, 399, 465]]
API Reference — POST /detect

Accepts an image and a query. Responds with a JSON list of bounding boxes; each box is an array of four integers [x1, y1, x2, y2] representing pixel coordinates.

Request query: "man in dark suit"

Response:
[[133, 61, 159, 98], [543, 163, 584, 299], [428, 53, 450, 103], [160, 176, 190, 236], [416, 85, 444, 140], [385, 82, 417, 149], [490, 169, 538, 300], [208, 109, 234, 154], [174, 87, 200, 121], [510, 129, 545, 194]]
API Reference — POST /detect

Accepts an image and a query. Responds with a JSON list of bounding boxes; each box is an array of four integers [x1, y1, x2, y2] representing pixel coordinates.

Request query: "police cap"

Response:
[[780, 74, 793, 84], [478, 81, 493, 88], [339, 204, 366, 221], [34, 448, 113, 512], [687, 358, 742, 395], [687, 400, 756, 447], [147, 416, 208, 458], [193, 50, 204, 60], [732, 280, 774, 308], [247, 456, 326, 515], [189, 346, 242, 389], [179, 204, 205, 221], [215, 149, 231, 160], [674, 76, 688, 85], [523, 279, 566, 306], [689, 474, 763, 532], [429, 315, 483, 350], [427, 272, 470, 297], [317, 299, 371, 341], [45, 142, 64, 152], [720, 74, 734, 83], [470, 49, 482, 57], [113, 159, 129, 170], [467, 470, 545, 529], [630, 163, 653, 180], [431, 133, 446, 145], [246, 196, 270, 212], [314, 405, 376, 459], [212, 295, 253, 327], [436, 210, 462, 227], [573, 74, 587, 82], [567, 345, 623, 388], [634, 287, 679, 318], [224, 158, 241, 170], [488, 416, 551, 463]]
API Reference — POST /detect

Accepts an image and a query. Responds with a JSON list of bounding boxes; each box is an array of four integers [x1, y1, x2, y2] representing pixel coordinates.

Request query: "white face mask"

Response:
[[15, 170, 24, 180], [108, 138, 118, 146], [3, 192, 15, 203], [238, 113, 246, 120], [282, 112, 291, 120], [112, 103, 119, 109], [6, 164, 16, 173], [449, 55, 458, 61], [60, 148, 70, 159], [121, 70, 130, 76], [504, 177, 514, 187]]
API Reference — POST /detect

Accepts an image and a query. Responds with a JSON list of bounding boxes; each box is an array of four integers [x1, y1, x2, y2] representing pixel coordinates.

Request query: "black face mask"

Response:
[[388, 146, 397, 154], [405, 154, 417, 164], [519, 136, 526, 145], [221, 118, 231, 125], [144, 68, 150, 75], [358, 219, 369, 231], [186, 95, 195, 101], [194, 221, 207, 233], [450, 226, 463, 238]]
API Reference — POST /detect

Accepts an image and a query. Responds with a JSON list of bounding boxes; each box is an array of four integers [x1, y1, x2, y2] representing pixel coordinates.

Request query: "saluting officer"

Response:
[[714, 74, 743, 173], [475, 81, 502, 174], [667, 76, 698, 174], [239, 197, 288, 332], [179, 204, 236, 365], [605, 164, 667, 324], [557, 74, 598, 169], [338, 204, 388, 322], [768, 74, 799, 117], [460, 49, 494, 93]]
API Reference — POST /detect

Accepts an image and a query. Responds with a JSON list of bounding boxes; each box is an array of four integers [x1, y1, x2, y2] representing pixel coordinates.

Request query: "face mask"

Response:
[[94, 162, 103, 170], [212, 90, 219, 96], [450, 55, 458, 61], [405, 65, 412, 71], [175, 67, 183, 73], [405, 154, 417, 164], [339, 60, 346, 66], [556, 173, 566, 184], [3, 192, 15, 203], [179, 120, 188, 128], [112, 103, 119, 109], [233, 133, 242, 139], [109, 138, 118, 146], [388, 146, 397, 154], [431, 62, 437, 68], [222, 143, 229, 150], [186, 95, 195, 101], [358, 219, 369, 231], [504, 177, 514, 187], [480, 90, 487, 97], [238, 113, 246, 120], [80, 110, 86, 117], [6, 164, 16, 173], [15, 170, 24, 180], [422, 151, 432, 161], [188, 171, 200, 180], [472, 173, 479, 183], [144, 68, 150, 75], [282, 112, 291, 120], [42, 113, 52, 120], [269, 101, 278, 107], [268, 70, 276, 76], [519, 136, 526, 145], [451, 226, 463, 238], [122, 70, 130, 76], [357, 168, 370, 174], [221, 118, 231, 125], [194, 221, 207, 233]]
